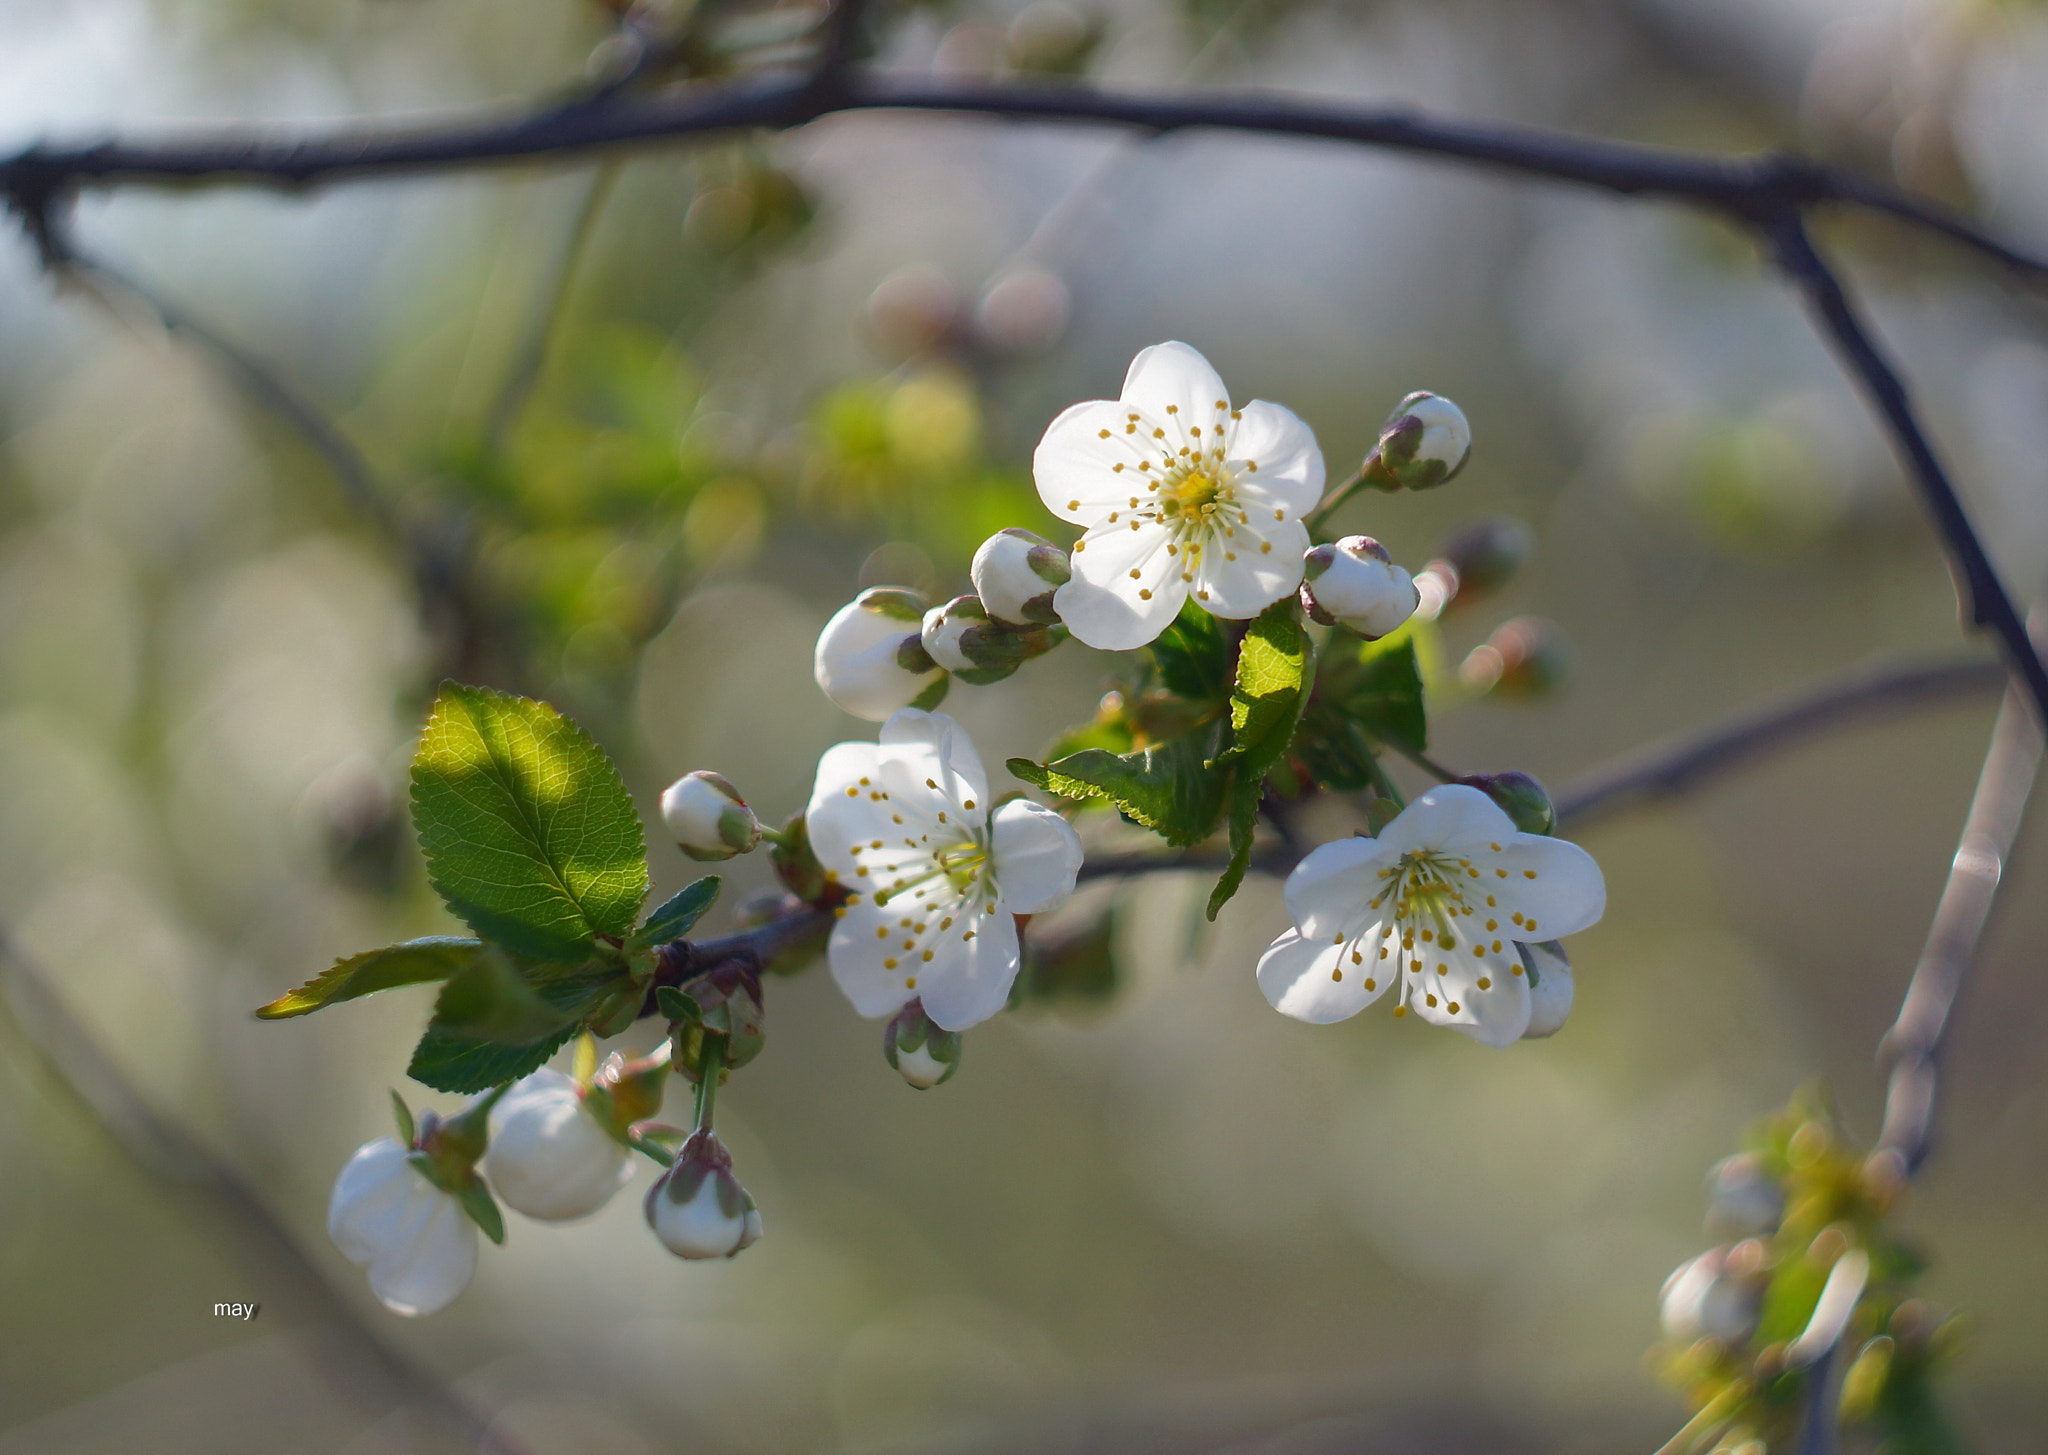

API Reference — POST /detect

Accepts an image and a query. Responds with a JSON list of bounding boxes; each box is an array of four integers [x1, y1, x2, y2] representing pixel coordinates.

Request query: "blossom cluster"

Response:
[[302, 340, 1607, 1317]]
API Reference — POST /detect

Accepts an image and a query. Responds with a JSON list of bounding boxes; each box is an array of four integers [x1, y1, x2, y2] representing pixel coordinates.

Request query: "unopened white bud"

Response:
[[1299, 536, 1419, 638], [327, 1138, 478, 1316], [885, 1000, 962, 1089], [921, 596, 987, 674], [645, 1132, 759, 1260], [1369, 392, 1472, 491], [1402, 393, 1471, 477], [660, 771, 762, 862], [971, 528, 1069, 626], [484, 1070, 633, 1222], [1660, 1247, 1762, 1344], [814, 588, 947, 722], [1517, 941, 1575, 1039], [1706, 1154, 1784, 1238]]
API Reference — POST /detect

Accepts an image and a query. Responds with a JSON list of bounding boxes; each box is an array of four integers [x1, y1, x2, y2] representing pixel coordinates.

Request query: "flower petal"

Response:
[[1034, 400, 1159, 524], [1225, 399, 1325, 514], [1484, 835, 1606, 939], [1055, 558, 1188, 651], [1282, 835, 1390, 941], [879, 709, 989, 811], [368, 1192, 478, 1317], [1405, 937, 1531, 1049], [804, 741, 890, 863], [327, 1138, 417, 1267], [827, 900, 919, 1018], [918, 908, 1021, 1031], [1377, 783, 1517, 856], [1120, 341, 1231, 428], [990, 799, 1083, 913], [1192, 516, 1309, 618], [1256, 928, 1386, 1023]]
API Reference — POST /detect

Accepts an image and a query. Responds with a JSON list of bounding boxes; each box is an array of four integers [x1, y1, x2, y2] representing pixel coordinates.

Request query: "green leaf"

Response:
[[1217, 601, 1313, 773], [256, 937, 484, 1019], [1150, 598, 1231, 703], [453, 1180, 506, 1245], [431, 947, 579, 1045], [410, 684, 649, 962], [389, 1090, 416, 1146], [1206, 773, 1265, 921], [405, 964, 617, 1092], [630, 877, 722, 951], [655, 985, 702, 1024], [1292, 636, 1427, 791], [1008, 719, 1229, 848]]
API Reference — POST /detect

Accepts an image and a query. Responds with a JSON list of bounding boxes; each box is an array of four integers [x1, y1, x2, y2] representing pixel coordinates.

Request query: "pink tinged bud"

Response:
[[484, 1070, 634, 1222], [660, 771, 762, 862], [974, 268, 1072, 357], [971, 528, 1070, 626], [1427, 516, 1533, 610], [884, 1000, 962, 1089], [327, 1138, 478, 1317], [645, 1132, 759, 1260], [1298, 536, 1419, 639], [1659, 1247, 1763, 1344], [1459, 617, 1568, 698], [1368, 391, 1471, 491], [1706, 1154, 1785, 1239], [1516, 941, 1574, 1039], [815, 587, 949, 722]]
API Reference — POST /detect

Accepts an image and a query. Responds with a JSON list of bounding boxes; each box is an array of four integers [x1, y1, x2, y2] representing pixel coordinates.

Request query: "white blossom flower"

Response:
[[645, 1132, 761, 1259], [484, 1069, 634, 1222], [659, 771, 762, 862], [1256, 784, 1605, 1047], [327, 1138, 478, 1316], [1299, 535, 1419, 639], [1033, 341, 1325, 650], [806, 709, 1084, 1030], [970, 528, 1069, 625], [815, 588, 946, 721]]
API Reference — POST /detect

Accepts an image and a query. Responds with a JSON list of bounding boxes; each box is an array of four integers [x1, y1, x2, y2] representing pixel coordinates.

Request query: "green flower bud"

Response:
[[1454, 770, 1557, 836], [660, 771, 763, 862], [884, 1000, 962, 1089], [1364, 391, 1471, 491]]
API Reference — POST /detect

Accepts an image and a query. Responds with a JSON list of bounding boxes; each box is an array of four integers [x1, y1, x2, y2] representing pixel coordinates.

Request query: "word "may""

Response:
[[213, 1302, 260, 1321]]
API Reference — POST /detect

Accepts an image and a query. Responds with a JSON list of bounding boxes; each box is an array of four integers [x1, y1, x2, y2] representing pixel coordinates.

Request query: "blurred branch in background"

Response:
[[0, 923, 537, 1455]]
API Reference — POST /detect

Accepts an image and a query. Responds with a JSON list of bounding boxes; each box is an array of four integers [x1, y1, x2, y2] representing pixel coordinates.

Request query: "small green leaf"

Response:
[[389, 1090, 416, 1147], [432, 947, 577, 1045], [406, 1021, 579, 1094], [1217, 600, 1313, 773], [1206, 773, 1265, 920], [411, 683, 649, 963], [655, 985, 703, 1024], [1009, 719, 1229, 848], [631, 878, 722, 951], [454, 1180, 506, 1245], [256, 937, 482, 1019], [1150, 598, 1230, 703]]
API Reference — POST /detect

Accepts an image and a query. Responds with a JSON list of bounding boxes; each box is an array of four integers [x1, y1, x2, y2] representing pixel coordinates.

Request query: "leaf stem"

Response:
[[1303, 467, 1367, 539]]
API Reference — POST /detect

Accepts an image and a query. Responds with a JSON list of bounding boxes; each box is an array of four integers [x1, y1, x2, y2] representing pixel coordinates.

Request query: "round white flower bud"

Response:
[[1659, 1247, 1762, 1344], [1299, 536, 1419, 638], [970, 528, 1069, 626], [644, 1132, 759, 1260], [327, 1138, 478, 1317], [895, 1041, 951, 1089], [884, 1000, 963, 1089], [1401, 393, 1471, 478], [920, 596, 985, 674], [1518, 941, 1575, 1039], [659, 771, 762, 862], [484, 1070, 633, 1222], [814, 588, 947, 722]]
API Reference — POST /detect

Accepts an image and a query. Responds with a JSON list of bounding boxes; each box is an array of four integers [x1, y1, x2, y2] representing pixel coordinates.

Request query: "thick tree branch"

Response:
[[4, 74, 2045, 282]]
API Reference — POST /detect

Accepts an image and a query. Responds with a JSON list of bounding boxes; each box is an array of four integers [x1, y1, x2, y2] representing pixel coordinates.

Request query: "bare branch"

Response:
[[0, 924, 538, 1455]]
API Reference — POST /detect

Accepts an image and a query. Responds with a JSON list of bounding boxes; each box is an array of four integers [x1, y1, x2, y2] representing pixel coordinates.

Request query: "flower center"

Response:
[[934, 839, 991, 896], [1160, 469, 1224, 519]]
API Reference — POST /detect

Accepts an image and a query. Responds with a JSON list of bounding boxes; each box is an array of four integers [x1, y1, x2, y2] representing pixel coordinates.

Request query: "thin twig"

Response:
[[0, 924, 537, 1455], [1766, 212, 2048, 726], [1553, 656, 2006, 828]]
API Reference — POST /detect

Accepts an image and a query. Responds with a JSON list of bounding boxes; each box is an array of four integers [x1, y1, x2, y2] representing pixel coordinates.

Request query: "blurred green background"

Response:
[[4, 0, 2048, 1450]]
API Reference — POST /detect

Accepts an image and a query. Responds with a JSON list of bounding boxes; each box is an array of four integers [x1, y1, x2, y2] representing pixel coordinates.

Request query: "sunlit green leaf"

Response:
[[1150, 598, 1231, 703], [411, 683, 648, 962], [630, 877, 722, 951], [1008, 719, 1229, 848], [255, 937, 482, 1019]]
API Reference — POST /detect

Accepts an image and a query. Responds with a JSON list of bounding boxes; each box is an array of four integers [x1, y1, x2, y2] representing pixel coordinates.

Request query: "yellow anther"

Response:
[[1477, 977, 1491, 990]]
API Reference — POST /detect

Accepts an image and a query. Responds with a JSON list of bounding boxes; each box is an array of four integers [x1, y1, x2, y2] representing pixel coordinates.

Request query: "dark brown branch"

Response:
[[0, 924, 536, 1455], [4, 75, 2045, 282], [1553, 655, 2007, 828], [1767, 212, 2048, 727]]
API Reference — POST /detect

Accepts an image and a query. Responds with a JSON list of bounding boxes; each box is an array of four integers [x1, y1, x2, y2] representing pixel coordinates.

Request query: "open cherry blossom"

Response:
[[1033, 341, 1325, 650], [1255, 784, 1605, 1047], [806, 709, 1084, 1031]]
